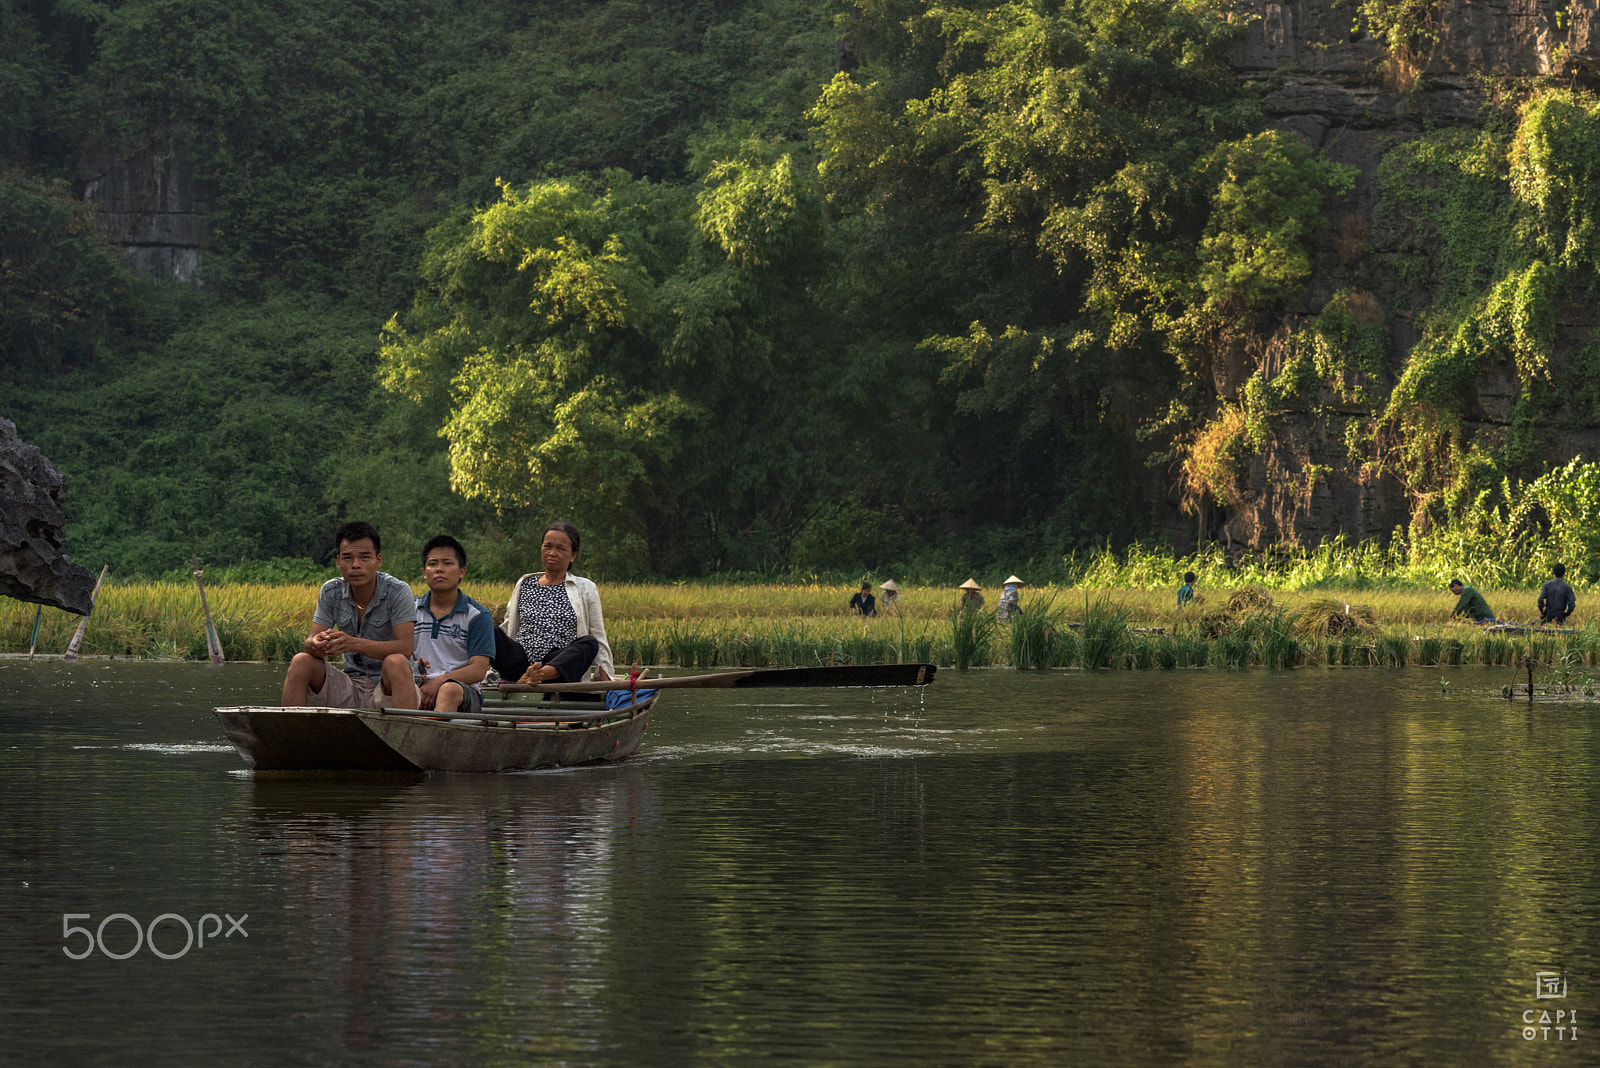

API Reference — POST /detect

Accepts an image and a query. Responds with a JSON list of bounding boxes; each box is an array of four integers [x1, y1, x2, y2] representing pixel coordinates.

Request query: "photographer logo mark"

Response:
[[1523, 972, 1577, 1041]]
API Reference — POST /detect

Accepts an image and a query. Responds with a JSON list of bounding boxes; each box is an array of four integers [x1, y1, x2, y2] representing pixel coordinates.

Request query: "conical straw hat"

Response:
[[958, 578, 981, 590], [879, 580, 900, 591], [1004, 575, 1025, 586]]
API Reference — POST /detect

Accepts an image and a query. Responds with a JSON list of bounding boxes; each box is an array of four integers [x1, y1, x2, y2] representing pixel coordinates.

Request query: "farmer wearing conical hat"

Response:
[[997, 575, 1025, 622], [957, 578, 985, 612], [879, 579, 901, 614]]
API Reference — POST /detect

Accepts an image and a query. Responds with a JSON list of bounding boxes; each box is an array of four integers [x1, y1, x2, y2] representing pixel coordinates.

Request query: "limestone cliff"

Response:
[[82, 142, 213, 283], [1204, 0, 1598, 553]]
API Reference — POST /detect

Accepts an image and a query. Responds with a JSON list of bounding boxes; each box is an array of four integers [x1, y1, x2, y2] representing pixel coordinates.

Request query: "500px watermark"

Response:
[[62, 913, 247, 960]]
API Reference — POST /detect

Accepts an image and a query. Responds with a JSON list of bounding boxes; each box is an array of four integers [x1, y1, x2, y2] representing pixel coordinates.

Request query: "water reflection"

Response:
[[224, 768, 668, 1060]]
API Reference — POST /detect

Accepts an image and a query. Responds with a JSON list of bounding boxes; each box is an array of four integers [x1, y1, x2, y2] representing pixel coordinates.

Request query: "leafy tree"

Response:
[[1191, 132, 1357, 323], [2, 0, 849, 576], [0, 0, 1379, 576], [1502, 459, 1600, 584], [380, 175, 696, 551], [810, 0, 1349, 545], [381, 145, 862, 575]]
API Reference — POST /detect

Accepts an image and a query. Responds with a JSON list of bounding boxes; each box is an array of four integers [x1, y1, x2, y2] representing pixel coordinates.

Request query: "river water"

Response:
[[0, 659, 1594, 1065]]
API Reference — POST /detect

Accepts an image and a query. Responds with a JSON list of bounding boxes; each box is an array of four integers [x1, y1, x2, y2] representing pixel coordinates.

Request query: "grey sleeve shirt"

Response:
[[312, 572, 416, 677]]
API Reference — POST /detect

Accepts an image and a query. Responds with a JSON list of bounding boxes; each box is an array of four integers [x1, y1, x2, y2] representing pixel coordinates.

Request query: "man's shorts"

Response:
[[309, 662, 422, 709]]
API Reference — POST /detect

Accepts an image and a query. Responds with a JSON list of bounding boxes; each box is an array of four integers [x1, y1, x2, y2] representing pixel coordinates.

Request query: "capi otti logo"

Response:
[[1523, 972, 1577, 1042]]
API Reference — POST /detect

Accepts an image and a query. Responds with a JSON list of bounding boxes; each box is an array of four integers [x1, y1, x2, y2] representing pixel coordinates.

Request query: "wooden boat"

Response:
[[214, 690, 658, 773], [214, 664, 934, 774]]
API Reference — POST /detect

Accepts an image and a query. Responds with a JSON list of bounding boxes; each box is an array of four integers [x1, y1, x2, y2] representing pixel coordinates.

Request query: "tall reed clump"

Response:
[[950, 606, 996, 671], [1256, 610, 1304, 670], [665, 621, 716, 668], [1214, 618, 1255, 669], [1008, 594, 1064, 669], [890, 618, 937, 666], [1375, 634, 1411, 666], [1126, 631, 1157, 670], [1079, 597, 1130, 670], [1053, 626, 1082, 668]]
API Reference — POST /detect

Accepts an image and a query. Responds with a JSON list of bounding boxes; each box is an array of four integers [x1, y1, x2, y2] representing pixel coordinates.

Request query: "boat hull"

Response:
[[358, 705, 651, 773], [214, 706, 422, 771], [213, 694, 657, 773]]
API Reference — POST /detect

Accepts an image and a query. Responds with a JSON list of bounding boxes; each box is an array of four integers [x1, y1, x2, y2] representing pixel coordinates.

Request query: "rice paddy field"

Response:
[[3, 579, 1597, 674]]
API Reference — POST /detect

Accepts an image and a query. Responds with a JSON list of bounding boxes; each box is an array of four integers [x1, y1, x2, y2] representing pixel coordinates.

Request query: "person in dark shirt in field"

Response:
[[1448, 579, 1495, 623], [1538, 563, 1576, 625], [849, 582, 877, 617]]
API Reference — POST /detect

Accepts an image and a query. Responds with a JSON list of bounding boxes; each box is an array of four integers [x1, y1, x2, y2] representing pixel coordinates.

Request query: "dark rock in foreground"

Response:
[[0, 417, 96, 614]]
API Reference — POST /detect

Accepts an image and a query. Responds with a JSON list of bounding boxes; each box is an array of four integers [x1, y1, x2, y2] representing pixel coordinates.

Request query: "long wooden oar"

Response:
[[192, 555, 224, 664], [498, 663, 936, 694]]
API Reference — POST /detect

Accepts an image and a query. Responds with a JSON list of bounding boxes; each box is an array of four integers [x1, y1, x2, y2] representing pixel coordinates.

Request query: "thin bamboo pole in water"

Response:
[[62, 565, 109, 661]]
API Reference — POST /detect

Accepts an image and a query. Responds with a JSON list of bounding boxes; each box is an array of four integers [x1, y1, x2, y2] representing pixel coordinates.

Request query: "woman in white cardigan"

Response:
[[496, 521, 613, 683]]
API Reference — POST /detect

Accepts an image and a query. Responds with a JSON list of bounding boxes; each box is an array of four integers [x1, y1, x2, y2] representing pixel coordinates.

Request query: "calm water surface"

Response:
[[1, 659, 1596, 1065]]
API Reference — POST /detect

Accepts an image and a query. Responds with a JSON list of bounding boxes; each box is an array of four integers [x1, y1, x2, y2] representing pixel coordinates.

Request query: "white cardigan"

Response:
[[503, 572, 613, 679]]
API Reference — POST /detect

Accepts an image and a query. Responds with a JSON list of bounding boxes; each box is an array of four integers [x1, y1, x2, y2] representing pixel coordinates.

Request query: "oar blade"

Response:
[[498, 663, 937, 694]]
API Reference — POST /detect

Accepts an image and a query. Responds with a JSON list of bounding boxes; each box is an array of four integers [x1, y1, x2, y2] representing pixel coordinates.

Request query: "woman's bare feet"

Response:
[[517, 662, 560, 684]]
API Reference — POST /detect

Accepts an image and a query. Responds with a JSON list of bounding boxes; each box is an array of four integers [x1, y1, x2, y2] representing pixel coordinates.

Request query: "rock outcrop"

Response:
[[0, 418, 96, 614]]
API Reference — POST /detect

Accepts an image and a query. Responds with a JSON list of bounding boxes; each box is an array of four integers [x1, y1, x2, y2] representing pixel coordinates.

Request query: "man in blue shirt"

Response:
[[413, 535, 496, 715], [281, 521, 418, 708]]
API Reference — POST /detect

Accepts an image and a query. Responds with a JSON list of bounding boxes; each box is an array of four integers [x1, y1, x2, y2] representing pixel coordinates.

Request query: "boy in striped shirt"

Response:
[[414, 535, 496, 715]]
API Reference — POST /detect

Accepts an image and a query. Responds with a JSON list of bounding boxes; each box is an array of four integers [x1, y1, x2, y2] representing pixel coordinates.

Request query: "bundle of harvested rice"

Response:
[[1226, 584, 1276, 614], [1297, 597, 1376, 637], [1200, 610, 1237, 638]]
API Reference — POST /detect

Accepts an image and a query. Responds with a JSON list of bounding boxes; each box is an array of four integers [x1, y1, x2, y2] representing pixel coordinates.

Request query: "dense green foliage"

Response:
[[3, 0, 1596, 582], [1167, 88, 1600, 572], [0, 174, 126, 367], [1367, 93, 1600, 529], [377, 159, 854, 574], [2, 0, 844, 577]]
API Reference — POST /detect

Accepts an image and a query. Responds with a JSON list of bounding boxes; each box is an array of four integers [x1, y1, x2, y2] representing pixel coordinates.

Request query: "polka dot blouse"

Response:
[[516, 578, 578, 659]]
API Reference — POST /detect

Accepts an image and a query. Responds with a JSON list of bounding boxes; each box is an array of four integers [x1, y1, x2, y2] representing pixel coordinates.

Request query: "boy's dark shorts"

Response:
[[432, 678, 484, 714]]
